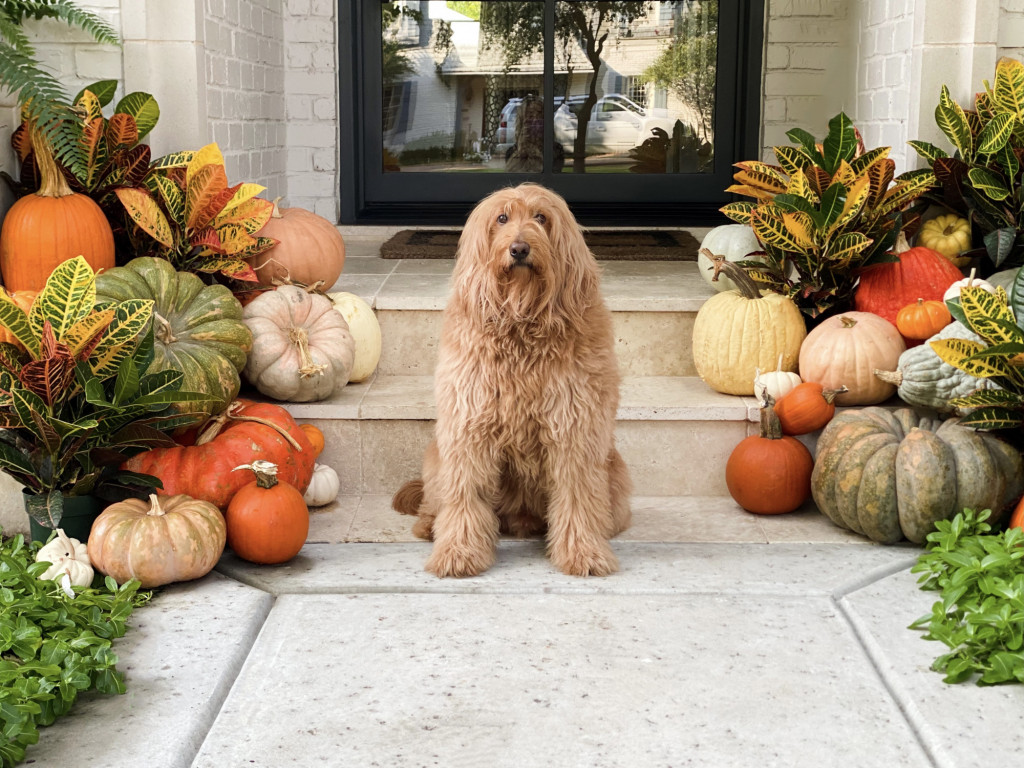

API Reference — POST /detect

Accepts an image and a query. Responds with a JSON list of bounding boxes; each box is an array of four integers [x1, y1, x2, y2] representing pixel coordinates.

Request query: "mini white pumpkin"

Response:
[[328, 292, 381, 383], [243, 286, 356, 402], [697, 224, 765, 293], [36, 528, 94, 587], [943, 268, 996, 302], [754, 354, 802, 401], [303, 463, 340, 507]]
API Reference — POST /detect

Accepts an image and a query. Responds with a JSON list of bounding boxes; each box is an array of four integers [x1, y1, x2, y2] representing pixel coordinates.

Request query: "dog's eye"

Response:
[[534, 213, 547, 225], [497, 213, 508, 224]]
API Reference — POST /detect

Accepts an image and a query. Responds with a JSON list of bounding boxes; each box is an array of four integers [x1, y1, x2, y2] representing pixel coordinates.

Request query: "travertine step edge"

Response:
[[272, 375, 759, 423]]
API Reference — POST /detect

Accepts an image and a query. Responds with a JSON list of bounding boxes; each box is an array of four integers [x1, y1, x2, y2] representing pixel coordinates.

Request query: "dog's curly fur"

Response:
[[392, 183, 631, 577]]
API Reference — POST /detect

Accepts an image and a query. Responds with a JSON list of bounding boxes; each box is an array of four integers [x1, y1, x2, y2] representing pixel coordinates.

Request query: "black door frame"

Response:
[[338, 0, 765, 226]]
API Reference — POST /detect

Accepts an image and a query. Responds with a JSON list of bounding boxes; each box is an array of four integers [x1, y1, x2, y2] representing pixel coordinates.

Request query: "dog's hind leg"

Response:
[[393, 440, 442, 540], [607, 447, 632, 537]]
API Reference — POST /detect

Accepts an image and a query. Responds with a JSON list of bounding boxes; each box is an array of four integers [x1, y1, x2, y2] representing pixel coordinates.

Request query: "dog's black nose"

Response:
[[510, 241, 531, 261]]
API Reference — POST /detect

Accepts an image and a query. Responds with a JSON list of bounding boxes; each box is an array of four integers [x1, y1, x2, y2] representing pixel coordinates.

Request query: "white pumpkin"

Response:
[[36, 528, 94, 587], [754, 354, 802, 401], [328, 292, 381, 383], [697, 224, 765, 292], [943, 268, 996, 302], [303, 463, 340, 507], [243, 286, 356, 402]]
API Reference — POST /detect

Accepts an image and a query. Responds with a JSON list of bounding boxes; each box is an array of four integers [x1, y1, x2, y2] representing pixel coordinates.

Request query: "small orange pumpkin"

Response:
[[774, 382, 846, 436], [896, 298, 951, 340], [1009, 497, 1024, 532], [725, 396, 813, 514], [0, 289, 36, 349], [226, 460, 309, 564], [300, 423, 325, 457]]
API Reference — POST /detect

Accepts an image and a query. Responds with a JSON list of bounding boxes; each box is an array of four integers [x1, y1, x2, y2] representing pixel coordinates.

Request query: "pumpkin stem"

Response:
[[233, 459, 280, 489], [290, 327, 328, 378], [873, 368, 903, 385], [147, 493, 167, 517], [892, 230, 911, 255], [153, 311, 177, 343], [757, 393, 784, 440], [701, 250, 762, 300], [821, 386, 848, 405], [55, 527, 76, 558], [29, 122, 74, 199], [840, 316, 858, 328], [195, 400, 304, 451], [271, 196, 284, 218]]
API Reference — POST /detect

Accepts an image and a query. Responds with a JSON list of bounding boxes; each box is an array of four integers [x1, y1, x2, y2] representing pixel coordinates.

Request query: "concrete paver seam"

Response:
[[829, 556, 920, 600]]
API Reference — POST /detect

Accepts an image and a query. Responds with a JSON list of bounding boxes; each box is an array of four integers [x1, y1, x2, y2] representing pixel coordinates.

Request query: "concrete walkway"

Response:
[[21, 537, 1024, 768]]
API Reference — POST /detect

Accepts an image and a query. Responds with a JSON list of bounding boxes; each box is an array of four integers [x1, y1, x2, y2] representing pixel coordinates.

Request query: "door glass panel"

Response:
[[554, 0, 717, 174], [381, 1, 545, 173]]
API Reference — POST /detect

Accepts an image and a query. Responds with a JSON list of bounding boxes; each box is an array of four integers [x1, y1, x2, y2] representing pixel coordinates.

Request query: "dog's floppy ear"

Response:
[[547, 195, 598, 324]]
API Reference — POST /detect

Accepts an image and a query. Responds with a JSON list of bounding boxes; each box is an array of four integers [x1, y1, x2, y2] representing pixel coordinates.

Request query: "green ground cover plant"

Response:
[[0, 531, 150, 766], [910, 508, 1024, 685]]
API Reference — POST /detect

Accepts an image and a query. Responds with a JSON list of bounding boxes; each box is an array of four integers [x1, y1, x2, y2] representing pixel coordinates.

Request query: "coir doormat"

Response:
[[379, 229, 699, 261]]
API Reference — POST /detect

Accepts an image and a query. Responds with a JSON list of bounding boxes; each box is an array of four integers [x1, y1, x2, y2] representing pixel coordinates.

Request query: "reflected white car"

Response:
[[554, 94, 675, 154]]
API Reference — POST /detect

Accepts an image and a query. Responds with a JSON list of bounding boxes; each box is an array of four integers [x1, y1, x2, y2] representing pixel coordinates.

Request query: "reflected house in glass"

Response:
[[382, 1, 716, 175]]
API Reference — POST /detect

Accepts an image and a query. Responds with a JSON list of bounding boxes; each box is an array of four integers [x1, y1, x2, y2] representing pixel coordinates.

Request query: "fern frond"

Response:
[[0, 40, 67, 111], [0, 13, 34, 52], [39, 1, 119, 47]]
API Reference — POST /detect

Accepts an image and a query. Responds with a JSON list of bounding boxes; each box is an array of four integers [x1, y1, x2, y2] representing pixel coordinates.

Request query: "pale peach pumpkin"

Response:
[[247, 201, 346, 289]]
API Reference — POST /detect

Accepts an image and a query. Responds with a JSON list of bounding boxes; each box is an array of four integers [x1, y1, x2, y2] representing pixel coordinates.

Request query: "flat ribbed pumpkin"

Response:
[[0, 126, 114, 292], [691, 255, 806, 395], [812, 407, 1024, 544], [246, 200, 346, 289], [121, 400, 317, 509], [95, 257, 252, 418]]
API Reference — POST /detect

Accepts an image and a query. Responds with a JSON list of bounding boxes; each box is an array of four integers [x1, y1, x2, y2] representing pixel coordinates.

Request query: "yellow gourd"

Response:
[[918, 214, 971, 267]]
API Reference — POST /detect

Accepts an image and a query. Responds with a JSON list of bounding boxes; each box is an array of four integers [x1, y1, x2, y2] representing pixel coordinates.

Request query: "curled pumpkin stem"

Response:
[[195, 400, 303, 451], [701, 250, 763, 300], [233, 459, 280, 489], [821, 386, 848, 405], [290, 327, 328, 378], [153, 311, 177, 343]]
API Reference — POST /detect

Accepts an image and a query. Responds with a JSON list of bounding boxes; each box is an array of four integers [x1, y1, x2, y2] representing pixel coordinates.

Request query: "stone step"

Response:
[[333, 255, 713, 378], [276, 374, 761, 498]]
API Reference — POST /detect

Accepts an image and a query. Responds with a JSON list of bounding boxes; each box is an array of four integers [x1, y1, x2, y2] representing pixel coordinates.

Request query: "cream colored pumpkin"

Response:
[[691, 258, 806, 395], [798, 312, 906, 406], [88, 494, 227, 588], [243, 286, 356, 402], [303, 463, 340, 507], [697, 224, 765, 293], [943, 268, 996, 302], [754, 354, 802, 401], [918, 214, 971, 266], [36, 529, 94, 587], [328, 291, 381, 383]]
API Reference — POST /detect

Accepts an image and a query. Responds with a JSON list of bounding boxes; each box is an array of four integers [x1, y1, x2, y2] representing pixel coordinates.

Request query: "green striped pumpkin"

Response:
[[95, 257, 252, 417]]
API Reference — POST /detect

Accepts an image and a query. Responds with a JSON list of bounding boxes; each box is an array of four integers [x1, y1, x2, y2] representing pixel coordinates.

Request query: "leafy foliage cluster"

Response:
[[0, 531, 150, 767], [910, 508, 1024, 685], [722, 112, 934, 318], [911, 57, 1024, 270]]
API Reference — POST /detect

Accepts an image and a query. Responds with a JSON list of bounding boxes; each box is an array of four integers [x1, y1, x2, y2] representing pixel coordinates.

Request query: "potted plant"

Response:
[[0, 256, 214, 541], [909, 57, 1024, 271], [721, 111, 935, 319]]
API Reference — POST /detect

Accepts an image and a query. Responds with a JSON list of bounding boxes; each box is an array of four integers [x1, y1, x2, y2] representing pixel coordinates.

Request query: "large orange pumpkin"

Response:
[[226, 461, 309, 564], [0, 129, 114, 292], [121, 399, 316, 509], [246, 200, 346, 289]]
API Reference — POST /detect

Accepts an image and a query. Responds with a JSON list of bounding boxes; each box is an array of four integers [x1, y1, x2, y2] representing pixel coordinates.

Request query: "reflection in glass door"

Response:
[[381, 1, 718, 176]]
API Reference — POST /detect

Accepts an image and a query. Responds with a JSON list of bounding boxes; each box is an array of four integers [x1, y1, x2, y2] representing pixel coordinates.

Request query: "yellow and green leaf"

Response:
[[936, 85, 974, 160], [0, 292, 37, 356], [930, 337, 1012, 378], [773, 145, 812, 176], [751, 207, 810, 254], [29, 256, 96, 346], [63, 309, 115, 357], [992, 57, 1024, 119], [824, 231, 872, 267], [959, 284, 1021, 343], [720, 201, 756, 224], [976, 112, 1016, 155], [186, 143, 225, 185], [782, 211, 816, 250], [116, 187, 174, 248], [828, 174, 871, 234]]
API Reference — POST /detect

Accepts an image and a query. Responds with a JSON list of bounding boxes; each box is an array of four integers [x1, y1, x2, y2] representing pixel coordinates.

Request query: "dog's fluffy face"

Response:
[[454, 184, 596, 325]]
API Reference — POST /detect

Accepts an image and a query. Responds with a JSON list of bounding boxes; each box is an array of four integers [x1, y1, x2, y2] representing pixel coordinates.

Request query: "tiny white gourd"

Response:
[[36, 528, 94, 587], [328, 292, 382, 383], [943, 268, 996, 302], [303, 463, 340, 507], [697, 224, 765, 293], [753, 353, 802, 401]]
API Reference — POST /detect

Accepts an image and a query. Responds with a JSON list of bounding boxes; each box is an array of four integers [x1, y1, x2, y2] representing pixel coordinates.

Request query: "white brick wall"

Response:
[[204, 0, 287, 200], [999, 0, 1024, 60]]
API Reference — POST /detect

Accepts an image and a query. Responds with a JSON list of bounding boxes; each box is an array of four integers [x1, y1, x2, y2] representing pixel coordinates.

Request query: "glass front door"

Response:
[[341, 1, 764, 223]]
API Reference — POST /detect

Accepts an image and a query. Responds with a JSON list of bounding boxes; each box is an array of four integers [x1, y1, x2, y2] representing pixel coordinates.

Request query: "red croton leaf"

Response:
[[20, 322, 76, 407]]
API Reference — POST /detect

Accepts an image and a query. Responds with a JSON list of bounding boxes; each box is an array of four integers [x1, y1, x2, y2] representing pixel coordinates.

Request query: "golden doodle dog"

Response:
[[392, 183, 631, 577]]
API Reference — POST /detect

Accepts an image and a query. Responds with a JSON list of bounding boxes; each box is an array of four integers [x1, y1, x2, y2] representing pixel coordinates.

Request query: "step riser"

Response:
[[376, 310, 699, 377], [311, 417, 745, 498]]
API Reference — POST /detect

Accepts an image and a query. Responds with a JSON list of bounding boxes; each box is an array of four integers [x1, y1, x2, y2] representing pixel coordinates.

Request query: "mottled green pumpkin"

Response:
[[812, 407, 1023, 544], [95, 257, 252, 417]]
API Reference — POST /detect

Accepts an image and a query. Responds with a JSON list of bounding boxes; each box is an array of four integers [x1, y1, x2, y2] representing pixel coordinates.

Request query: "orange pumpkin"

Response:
[[896, 298, 951, 341], [226, 461, 309, 564], [725, 396, 813, 514], [0, 128, 114, 292], [1009, 497, 1024, 532], [774, 382, 845, 435], [0, 289, 36, 349], [247, 200, 346, 289], [300, 423, 325, 457]]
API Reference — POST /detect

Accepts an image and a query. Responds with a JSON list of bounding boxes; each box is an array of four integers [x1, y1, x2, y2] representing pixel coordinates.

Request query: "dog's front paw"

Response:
[[551, 539, 619, 577], [425, 542, 494, 578]]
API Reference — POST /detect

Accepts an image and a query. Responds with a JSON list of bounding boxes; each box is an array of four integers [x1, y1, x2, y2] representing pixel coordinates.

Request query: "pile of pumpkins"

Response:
[[5, 200, 380, 590], [698, 216, 1024, 545]]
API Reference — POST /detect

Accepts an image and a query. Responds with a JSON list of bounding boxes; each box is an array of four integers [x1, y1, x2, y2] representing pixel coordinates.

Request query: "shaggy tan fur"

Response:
[[392, 183, 631, 577]]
